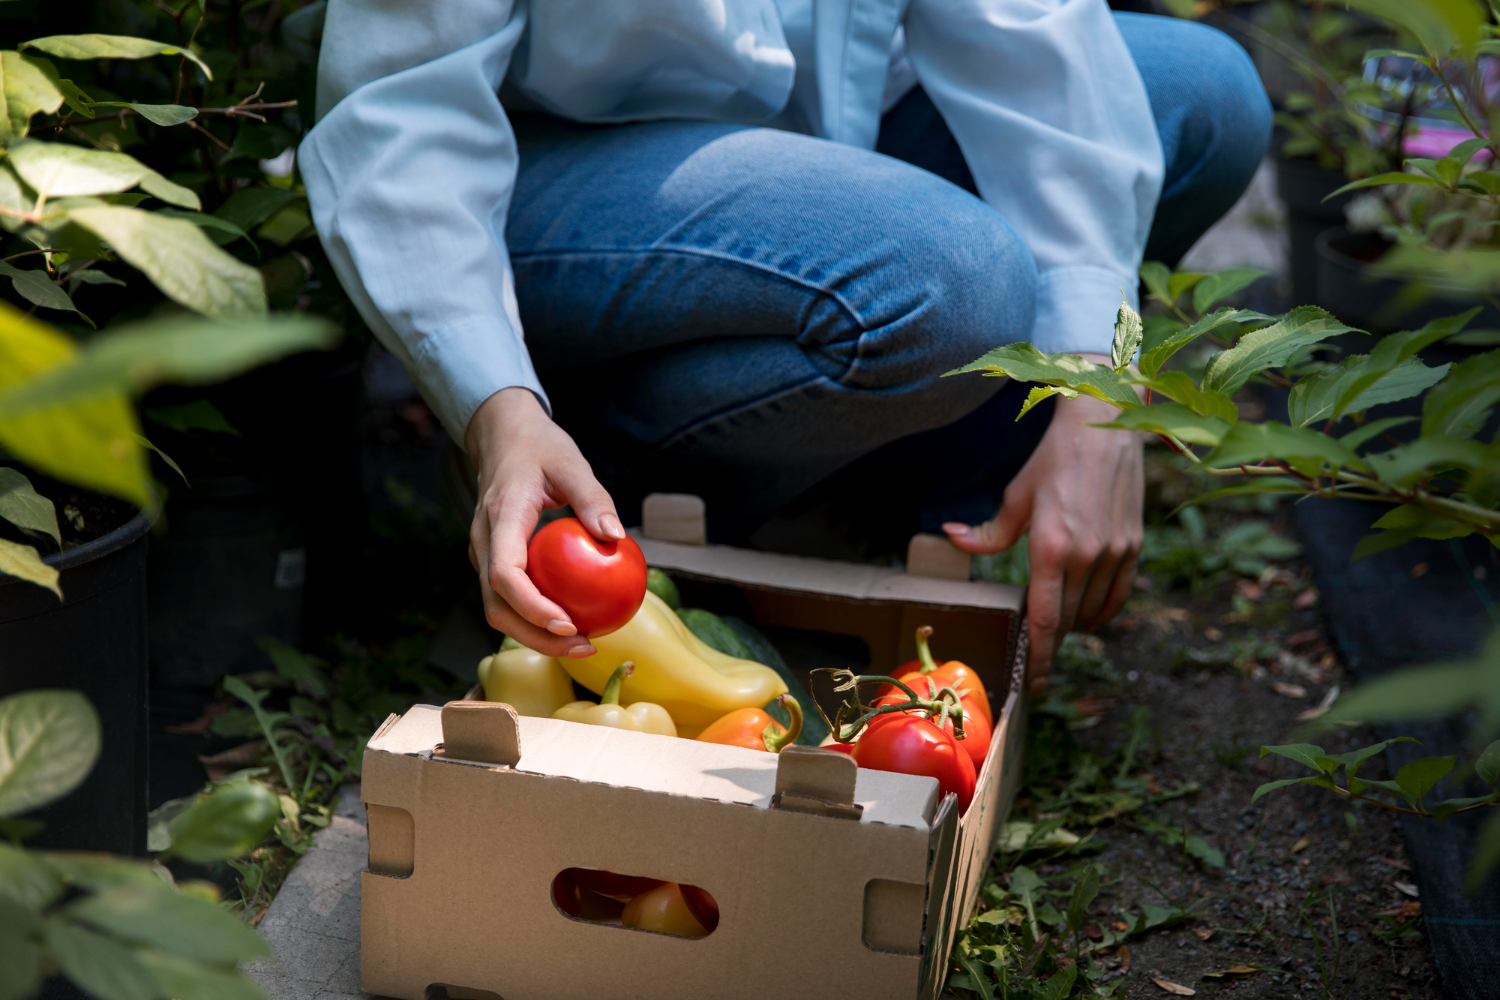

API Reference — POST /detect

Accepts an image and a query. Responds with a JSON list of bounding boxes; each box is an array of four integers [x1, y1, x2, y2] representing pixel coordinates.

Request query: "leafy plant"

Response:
[[1141, 505, 1301, 586], [951, 261, 1500, 561], [0, 690, 280, 1000]]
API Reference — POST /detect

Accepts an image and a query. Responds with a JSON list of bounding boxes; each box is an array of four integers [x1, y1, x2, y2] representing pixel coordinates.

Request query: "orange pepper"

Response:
[[885, 626, 992, 724], [695, 694, 802, 752], [621, 882, 713, 938]]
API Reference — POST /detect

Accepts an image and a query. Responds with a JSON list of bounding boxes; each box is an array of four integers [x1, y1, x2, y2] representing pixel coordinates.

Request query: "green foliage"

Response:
[[0, 691, 276, 1000], [1142, 506, 1301, 586]]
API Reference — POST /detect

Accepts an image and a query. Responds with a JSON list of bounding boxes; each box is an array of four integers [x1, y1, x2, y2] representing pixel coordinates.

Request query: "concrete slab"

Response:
[[247, 785, 373, 1000]]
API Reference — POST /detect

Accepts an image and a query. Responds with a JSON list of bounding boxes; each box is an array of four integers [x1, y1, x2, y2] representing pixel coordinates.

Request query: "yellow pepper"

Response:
[[477, 637, 576, 717], [560, 591, 787, 734], [553, 663, 678, 737]]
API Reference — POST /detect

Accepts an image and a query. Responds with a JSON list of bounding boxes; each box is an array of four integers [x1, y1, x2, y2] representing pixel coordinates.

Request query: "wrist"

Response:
[[465, 386, 547, 469]]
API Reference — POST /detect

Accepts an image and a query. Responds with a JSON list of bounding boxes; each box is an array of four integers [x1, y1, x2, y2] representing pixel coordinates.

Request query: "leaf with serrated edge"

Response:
[[1203, 307, 1357, 395], [66, 206, 264, 319], [0, 691, 100, 815], [1205, 420, 1363, 473], [0, 468, 59, 544], [21, 34, 213, 81], [1113, 295, 1144, 371], [947, 343, 1139, 409], [1139, 307, 1271, 379], [0, 537, 59, 597], [1125, 369, 1238, 421], [1340, 416, 1416, 452], [1094, 402, 1229, 446]]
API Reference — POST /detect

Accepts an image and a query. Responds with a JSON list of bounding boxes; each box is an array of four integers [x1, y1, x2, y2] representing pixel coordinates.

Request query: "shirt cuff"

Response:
[[407, 315, 551, 444], [1029, 265, 1140, 357]]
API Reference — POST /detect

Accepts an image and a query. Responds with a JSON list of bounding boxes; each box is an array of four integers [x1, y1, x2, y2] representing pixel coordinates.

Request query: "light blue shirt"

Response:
[[301, 0, 1164, 442]]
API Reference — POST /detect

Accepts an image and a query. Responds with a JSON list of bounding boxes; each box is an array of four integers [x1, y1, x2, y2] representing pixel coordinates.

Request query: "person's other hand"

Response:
[[465, 387, 624, 658], [942, 356, 1143, 696]]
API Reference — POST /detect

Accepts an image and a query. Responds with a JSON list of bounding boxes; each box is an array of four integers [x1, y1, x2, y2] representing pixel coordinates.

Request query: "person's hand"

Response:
[[942, 356, 1143, 696], [465, 387, 624, 658]]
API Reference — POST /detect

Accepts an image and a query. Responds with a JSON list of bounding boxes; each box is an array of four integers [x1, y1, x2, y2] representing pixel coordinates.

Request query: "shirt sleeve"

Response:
[[902, 0, 1164, 356], [299, 0, 541, 443]]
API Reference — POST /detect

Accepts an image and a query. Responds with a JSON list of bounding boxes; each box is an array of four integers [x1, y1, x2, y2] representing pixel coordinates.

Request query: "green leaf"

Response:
[[66, 206, 265, 319], [1169, 477, 1306, 516], [1340, 416, 1416, 453], [1288, 354, 1451, 427], [1066, 863, 1100, 932], [1251, 774, 1336, 803], [67, 881, 269, 963], [1185, 836, 1225, 868], [1168, 271, 1205, 305], [165, 780, 280, 863], [1260, 743, 1331, 772], [1340, 0, 1485, 56], [1365, 435, 1490, 486], [137, 171, 200, 210], [0, 52, 64, 140], [137, 950, 270, 1000], [946, 343, 1140, 409], [1202, 307, 1357, 395], [1204, 420, 1362, 475], [1127, 369, 1239, 422], [1321, 662, 1488, 727], [6, 140, 148, 198], [90, 102, 197, 126], [1191, 267, 1268, 314], [0, 690, 99, 816], [1394, 756, 1455, 807], [1016, 384, 1061, 419], [1478, 739, 1500, 789], [1371, 504, 1476, 540], [1140, 260, 1173, 306], [1139, 307, 1272, 379], [1422, 349, 1500, 439], [1329, 171, 1448, 200], [1431, 794, 1497, 822], [134, 434, 187, 486], [0, 261, 84, 318], [154, 209, 251, 245], [41, 918, 157, 1000], [0, 467, 59, 544], [1035, 964, 1077, 1000], [1324, 737, 1421, 780], [0, 898, 42, 1000], [214, 186, 298, 233], [20, 35, 213, 81], [144, 399, 239, 436], [1112, 295, 1144, 371], [1467, 809, 1500, 892], [0, 313, 337, 417], [69, 268, 126, 288], [0, 303, 152, 511], [257, 636, 329, 698], [1094, 401, 1231, 446], [0, 841, 63, 909]]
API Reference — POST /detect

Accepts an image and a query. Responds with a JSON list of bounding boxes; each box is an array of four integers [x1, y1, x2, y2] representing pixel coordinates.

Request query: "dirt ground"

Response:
[[984, 497, 1442, 998]]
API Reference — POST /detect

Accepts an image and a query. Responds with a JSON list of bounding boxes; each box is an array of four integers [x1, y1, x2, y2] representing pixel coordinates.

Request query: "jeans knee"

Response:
[[834, 189, 1037, 402], [1174, 22, 1272, 185]]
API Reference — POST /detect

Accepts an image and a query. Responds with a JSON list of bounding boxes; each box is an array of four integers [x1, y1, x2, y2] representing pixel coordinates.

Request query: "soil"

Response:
[[0, 462, 137, 555], [1035, 515, 1442, 998]]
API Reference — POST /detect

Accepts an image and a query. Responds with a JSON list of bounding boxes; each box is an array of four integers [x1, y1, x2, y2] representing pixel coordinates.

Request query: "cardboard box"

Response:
[[360, 494, 1028, 1000]]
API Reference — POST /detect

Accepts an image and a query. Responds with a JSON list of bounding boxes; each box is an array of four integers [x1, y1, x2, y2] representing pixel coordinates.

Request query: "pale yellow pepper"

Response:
[[554, 663, 678, 737], [477, 637, 576, 717], [560, 591, 787, 734]]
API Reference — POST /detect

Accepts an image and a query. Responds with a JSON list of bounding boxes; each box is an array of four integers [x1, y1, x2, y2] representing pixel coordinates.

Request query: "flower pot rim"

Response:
[[42, 508, 152, 573]]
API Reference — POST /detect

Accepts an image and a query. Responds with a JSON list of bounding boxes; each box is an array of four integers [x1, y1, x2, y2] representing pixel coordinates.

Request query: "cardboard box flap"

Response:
[[632, 534, 1022, 612], [367, 704, 939, 829]]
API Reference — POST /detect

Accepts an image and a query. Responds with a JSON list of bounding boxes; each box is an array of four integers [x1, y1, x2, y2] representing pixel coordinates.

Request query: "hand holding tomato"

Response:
[[526, 517, 647, 637]]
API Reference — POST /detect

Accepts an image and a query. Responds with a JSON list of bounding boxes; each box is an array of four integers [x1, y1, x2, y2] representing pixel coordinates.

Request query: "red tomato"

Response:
[[851, 714, 976, 813], [872, 690, 993, 771], [526, 517, 648, 637]]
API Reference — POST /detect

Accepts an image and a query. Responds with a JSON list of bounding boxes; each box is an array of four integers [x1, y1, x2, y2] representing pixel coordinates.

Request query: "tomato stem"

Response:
[[811, 669, 964, 743], [915, 625, 940, 674], [601, 661, 634, 705]]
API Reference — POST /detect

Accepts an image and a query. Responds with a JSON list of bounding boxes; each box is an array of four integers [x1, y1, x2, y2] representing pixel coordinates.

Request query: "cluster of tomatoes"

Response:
[[822, 631, 993, 814]]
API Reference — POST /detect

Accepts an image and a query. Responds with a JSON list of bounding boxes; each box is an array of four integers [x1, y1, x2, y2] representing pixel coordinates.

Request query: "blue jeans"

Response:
[[507, 13, 1271, 543]]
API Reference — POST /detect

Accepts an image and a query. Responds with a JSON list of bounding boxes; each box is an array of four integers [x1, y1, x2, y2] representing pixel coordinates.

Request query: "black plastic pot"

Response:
[[1314, 226, 1500, 333], [147, 470, 305, 690], [1276, 156, 1353, 306], [0, 510, 151, 856]]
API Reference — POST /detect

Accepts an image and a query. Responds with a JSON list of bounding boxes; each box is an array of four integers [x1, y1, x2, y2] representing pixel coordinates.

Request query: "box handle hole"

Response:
[[552, 868, 718, 938]]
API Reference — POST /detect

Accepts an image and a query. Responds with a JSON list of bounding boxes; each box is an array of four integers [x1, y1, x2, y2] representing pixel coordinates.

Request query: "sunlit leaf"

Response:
[[1125, 369, 1238, 421], [21, 34, 213, 81], [0, 691, 99, 816], [0, 467, 59, 545], [1202, 307, 1356, 395], [1094, 402, 1230, 446], [1112, 296, 1143, 371], [0, 52, 63, 140], [1341, 0, 1485, 55], [1139, 307, 1271, 379], [90, 102, 197, 126], [164, 781, 280, 864], [7, 140, 151, 198], [67, 206, 265, 319], [154, 209, 250, 245], [138, 170, 199, 210], [0, 537, 59, 597], [947, 343, 1140, 409]]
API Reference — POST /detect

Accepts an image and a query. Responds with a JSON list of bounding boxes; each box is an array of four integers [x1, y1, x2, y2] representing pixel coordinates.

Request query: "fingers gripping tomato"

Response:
[[526, 517, 647, 637], [851, 714, 976, 813]]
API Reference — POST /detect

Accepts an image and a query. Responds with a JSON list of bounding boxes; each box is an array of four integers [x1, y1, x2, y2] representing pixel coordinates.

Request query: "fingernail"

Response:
[[600, 513, 625, 540], [942, 522, 970, 537], [566, 644, 597, 659], [546, 619, 576, 636]]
